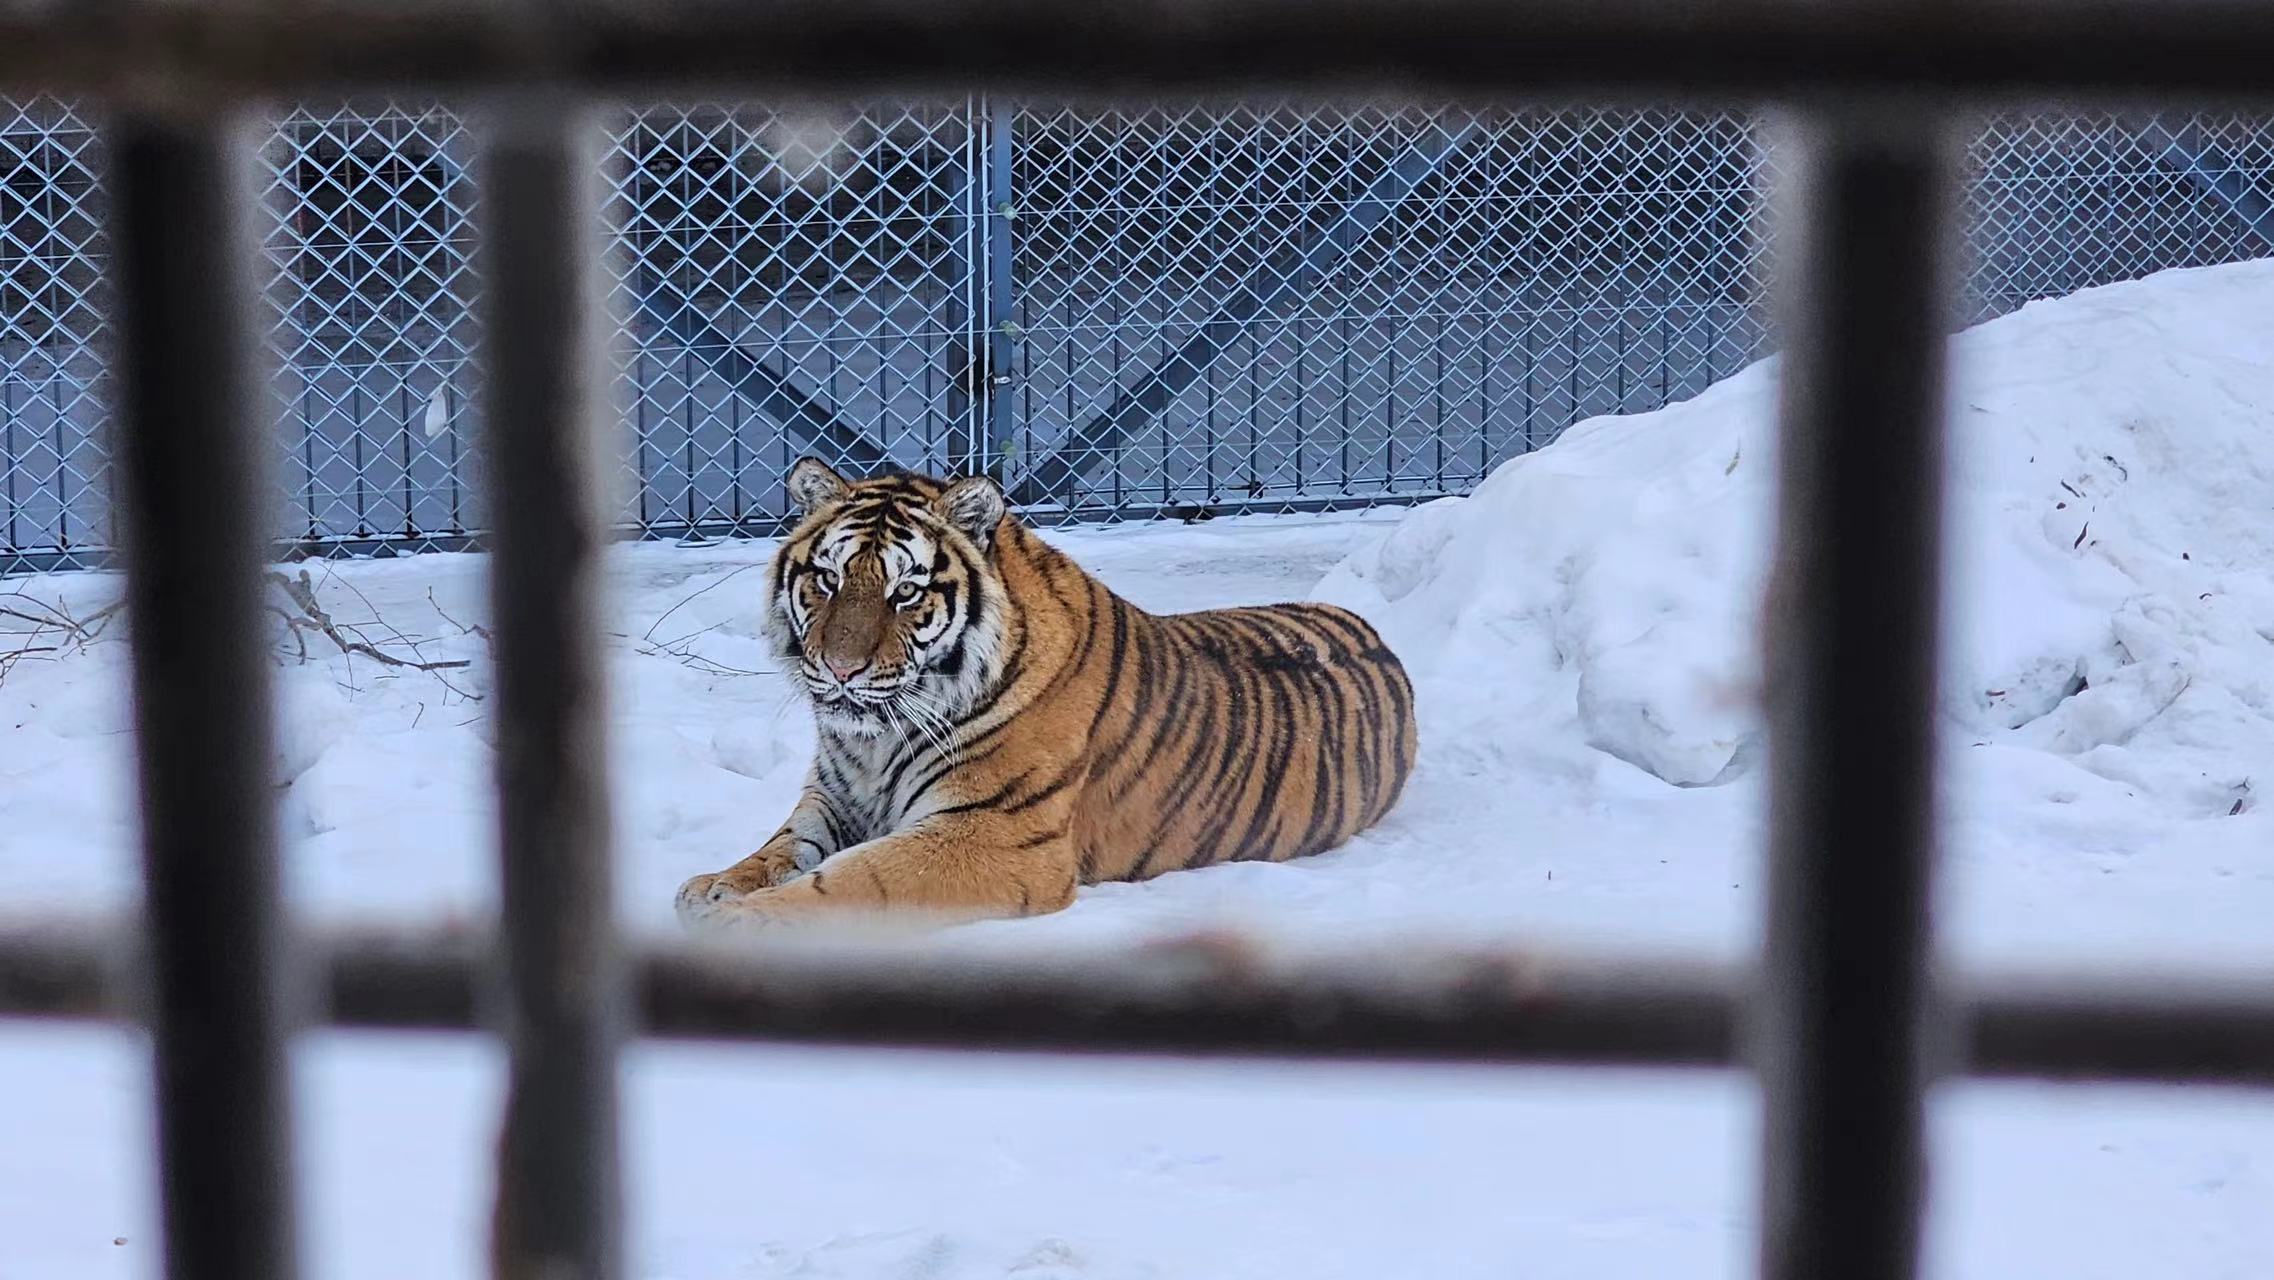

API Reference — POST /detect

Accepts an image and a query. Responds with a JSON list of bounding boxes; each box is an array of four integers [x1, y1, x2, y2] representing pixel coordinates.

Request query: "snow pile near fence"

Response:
[[1318, 259, 2274, 812]]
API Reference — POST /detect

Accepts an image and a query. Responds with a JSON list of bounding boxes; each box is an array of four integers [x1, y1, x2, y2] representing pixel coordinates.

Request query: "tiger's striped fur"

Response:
[[673, 457, 1417, 928]]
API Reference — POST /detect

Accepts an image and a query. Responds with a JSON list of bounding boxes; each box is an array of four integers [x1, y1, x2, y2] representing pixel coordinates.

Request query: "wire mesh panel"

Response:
[[999, 104, 1766, 520], [259, 103, 481, 557], [1966, 113, 2274, 321], [2, 103, 2272, 570], [606, 102, 987, 539], [1, 97, 108, 573]]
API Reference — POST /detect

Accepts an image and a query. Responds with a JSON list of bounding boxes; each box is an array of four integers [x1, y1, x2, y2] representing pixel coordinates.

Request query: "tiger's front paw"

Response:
[[674, 851, 801, 928], [675, 876, 796, 933], [674, 871, 760, 929]]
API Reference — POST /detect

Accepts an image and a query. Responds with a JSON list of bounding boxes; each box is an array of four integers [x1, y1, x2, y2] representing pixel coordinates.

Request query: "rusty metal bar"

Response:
[[1754, 107, 1959, 1280], [4, 926, 2273, 1087], [476, 92, 626, 1280], [9, 1, 2274, 101], [105, 109, 301, 1280]]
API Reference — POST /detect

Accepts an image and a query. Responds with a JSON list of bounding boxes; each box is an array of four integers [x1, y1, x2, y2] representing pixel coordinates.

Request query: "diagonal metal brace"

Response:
[[2149, 120, 2274, 252], [633, 264, 891, 473], [435, 138, 893, 476], [1011, 119, 1476, 505]]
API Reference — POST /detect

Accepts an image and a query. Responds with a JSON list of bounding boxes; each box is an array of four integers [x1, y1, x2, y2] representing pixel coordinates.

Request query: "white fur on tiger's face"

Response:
[[764, 458, 1008, 740]]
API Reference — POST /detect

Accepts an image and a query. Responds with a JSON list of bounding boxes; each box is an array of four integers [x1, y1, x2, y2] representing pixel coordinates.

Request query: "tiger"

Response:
[[673, 457, 1417, 929]]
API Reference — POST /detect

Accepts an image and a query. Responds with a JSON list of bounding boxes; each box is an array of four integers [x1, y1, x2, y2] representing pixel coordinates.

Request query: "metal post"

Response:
[[983, 97, 1019, 482], [106, 108, 300, 1280], [476, 93, 626, 1280], [1755, 107, 1957, 1280]]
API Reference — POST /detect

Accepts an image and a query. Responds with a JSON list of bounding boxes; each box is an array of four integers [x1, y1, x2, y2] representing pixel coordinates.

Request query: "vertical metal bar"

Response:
[[52, 360, 73, 549], [970, 96, 1019, 481], [4, 375, 18, 551], [986, 101, 1014, 486], [682, 347, 697, 527], [106, 108, 299, 1280], [635, 348, 654, 532], [475, 93, 625, 1280], [400, 381, 416, 536], [1520, 310, 1535, 450], [1756, 107, 1957, 1280], [352, 382, 368, 534], [297, 368, 320, 540]]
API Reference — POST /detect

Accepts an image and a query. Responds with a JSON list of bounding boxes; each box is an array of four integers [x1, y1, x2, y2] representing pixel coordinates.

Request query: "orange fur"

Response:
[[675, 460, 1417, 928]]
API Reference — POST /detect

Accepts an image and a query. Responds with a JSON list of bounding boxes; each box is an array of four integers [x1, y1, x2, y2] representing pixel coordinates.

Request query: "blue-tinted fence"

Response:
[[3, 101, 2270, 572]]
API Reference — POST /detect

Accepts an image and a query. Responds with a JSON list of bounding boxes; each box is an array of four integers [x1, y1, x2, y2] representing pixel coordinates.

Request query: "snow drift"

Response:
[[1318, 260, 2274, 809]]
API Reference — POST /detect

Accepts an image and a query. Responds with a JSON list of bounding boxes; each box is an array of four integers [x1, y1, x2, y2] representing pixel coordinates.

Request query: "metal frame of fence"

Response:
[[4, 3, 2274, 1280], [5, 99, 2272, 573]]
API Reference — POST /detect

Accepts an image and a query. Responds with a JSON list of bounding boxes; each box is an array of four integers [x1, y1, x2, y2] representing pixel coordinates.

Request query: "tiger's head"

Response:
[[763, 457, 1011, 737]]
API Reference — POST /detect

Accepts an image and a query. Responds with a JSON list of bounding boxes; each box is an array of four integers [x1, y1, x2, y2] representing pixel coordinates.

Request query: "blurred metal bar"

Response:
[[7, 925, 2274, 1086], [1964, 982, 2274, 1085], [11, 0, 2274, 99], [105, 110, 300, 1280], [476, 94, 626, 1280], [1755, 108, 1959, 1280]]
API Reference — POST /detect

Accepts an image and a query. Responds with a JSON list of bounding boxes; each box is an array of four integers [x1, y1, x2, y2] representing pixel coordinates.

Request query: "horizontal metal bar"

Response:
[[4, 925, 2272, 1086], [8, 1, 2274, 101]]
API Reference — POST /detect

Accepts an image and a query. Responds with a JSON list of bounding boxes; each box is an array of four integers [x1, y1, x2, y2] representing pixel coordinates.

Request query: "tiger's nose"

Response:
[[824, 655, 869, 682]]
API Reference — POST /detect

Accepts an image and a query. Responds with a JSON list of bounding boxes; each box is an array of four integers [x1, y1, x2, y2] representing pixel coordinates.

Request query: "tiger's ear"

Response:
[[938, 474, 1007, 550], [786, 456, 849, 514]]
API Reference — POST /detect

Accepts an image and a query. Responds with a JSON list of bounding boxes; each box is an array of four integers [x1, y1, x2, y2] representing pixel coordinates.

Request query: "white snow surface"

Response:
[[4, 259, 2274, 1277]]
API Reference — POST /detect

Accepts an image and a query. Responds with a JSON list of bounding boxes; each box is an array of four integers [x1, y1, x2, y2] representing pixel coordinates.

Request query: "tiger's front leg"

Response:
[[675, 784, 844, 924], [693, 812, 1081, 931]]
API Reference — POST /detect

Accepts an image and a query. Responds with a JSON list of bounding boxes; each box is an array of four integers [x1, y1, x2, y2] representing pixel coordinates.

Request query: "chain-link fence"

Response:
[[4, 101, 2271, 572]]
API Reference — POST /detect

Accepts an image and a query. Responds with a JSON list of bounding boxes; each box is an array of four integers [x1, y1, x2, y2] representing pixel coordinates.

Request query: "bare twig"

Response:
[[626, 565, 782, 679], [76, 601, 122, 643], [325, 566, 436, 663], [640, 564, 759, 644], [1, 591, 120, 644], [428, 587, 494, 649], [266, 569, 468, 672], [266, 604, 311, 663], [0, 642, 61, 684], [631, 638, 778, 679], [0, 591, 125, 688], [264, 569, 477, 698]]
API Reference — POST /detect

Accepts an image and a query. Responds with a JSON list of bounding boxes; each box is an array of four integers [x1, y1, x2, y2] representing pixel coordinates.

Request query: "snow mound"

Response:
[[1319, 259, 2274, 805]]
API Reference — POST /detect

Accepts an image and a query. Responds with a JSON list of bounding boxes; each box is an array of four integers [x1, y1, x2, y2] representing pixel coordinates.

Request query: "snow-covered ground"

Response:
[[5, 258, 2274, 1278]]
